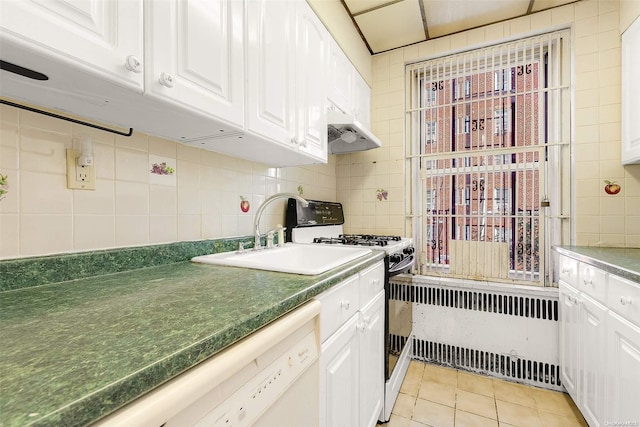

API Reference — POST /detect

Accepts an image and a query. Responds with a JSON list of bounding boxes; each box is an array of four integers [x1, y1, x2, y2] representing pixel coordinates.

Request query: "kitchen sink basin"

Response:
[[191, 243, 372, 275]]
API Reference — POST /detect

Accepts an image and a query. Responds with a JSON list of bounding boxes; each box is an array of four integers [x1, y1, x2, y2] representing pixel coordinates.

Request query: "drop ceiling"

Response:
[[341, 0, 580, 54]]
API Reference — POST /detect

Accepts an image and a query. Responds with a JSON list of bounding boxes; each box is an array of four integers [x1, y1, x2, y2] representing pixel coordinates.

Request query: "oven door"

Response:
[[384, 256, 413, 381]]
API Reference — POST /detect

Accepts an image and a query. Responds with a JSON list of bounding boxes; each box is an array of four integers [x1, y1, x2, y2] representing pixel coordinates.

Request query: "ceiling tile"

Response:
[[344, 0, 395, 15], [422, 0, 530, 38], [531, 0, 577, 12], [355, 0, 426, 53]]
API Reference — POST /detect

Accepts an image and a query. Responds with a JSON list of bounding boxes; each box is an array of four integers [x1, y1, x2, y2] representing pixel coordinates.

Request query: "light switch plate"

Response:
[[66, 149, 95, 190]]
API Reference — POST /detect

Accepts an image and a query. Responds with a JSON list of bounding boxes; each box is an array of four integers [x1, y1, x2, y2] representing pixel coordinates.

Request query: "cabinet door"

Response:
[[328, 37, 354, 114], [146, 0, 243, 127], [294, 0, 328, 162], [0, 0, 143, 90], [579, 293, 607, 427], [359, 292, 385, 427], [606, 312, 640, 423], [559, 281, 580, 398], [246, 0, 296, 147], [622, 16, 640, 164], [353, 72, 372, 129], [320, 315, 359, 427]]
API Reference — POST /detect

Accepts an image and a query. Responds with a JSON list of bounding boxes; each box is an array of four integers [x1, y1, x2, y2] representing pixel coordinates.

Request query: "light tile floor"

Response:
[[385, 361, 587, 427]]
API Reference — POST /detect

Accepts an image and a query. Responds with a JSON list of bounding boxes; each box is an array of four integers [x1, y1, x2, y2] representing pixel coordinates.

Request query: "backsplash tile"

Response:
[[0, 104, 336, 259]]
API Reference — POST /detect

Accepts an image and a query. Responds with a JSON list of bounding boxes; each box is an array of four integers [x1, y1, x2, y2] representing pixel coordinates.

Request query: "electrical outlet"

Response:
[[66, 149, 95, 190]]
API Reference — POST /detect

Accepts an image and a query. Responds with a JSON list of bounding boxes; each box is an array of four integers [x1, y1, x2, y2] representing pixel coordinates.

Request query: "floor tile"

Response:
[[392, 392, 417, 419], [495, 400, 544, 427], [532, 388, 582, 418], [422, 363, 458, 386], [455, 410, 499, 427], [387, 414, 430, 427], [492, 379, 537, 408], [456, 389, 497, 420], [390, 361, 585, 427], [538, 409, 588, 427], [401, 361, 426, 396], [413, 398, 455, 427], [418, 380, 456, 407], [457, 370, 495, 397]]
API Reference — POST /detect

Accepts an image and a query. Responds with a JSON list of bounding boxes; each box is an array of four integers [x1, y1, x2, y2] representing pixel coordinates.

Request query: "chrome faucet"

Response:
[[254, 193, 308, 250]]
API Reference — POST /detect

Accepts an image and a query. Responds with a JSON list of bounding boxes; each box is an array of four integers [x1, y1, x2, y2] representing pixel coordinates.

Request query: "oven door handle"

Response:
[[389, 254, 414, 276]]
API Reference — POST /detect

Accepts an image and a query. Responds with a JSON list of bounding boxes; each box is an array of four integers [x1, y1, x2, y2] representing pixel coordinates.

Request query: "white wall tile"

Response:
[[149, 184, 177, 216], [19, 128, 69, 174], [115, 181, 148, 215], [73, 179, 115, 215], [0, 214, 19, 257], [115, 215, 149, 247], [21, 214, 73, 255], [115, 147, 149, 183], [74, 215, 115, 250], [150, 215, 177, 244], [21, 171, 72, 214]]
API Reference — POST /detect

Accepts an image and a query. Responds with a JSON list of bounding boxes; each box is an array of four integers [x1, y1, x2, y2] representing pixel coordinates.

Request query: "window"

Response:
[[426, 189, 436, 212], [494, 69, 512, 92], [406, 31, 571, 286], [494, 108, 511, 134], [493, 187, 510, 213], [425, 121, 437, 144]]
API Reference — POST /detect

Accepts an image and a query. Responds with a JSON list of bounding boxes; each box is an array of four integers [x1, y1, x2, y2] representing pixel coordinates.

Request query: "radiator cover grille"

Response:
[[390, 278, 561, 390]]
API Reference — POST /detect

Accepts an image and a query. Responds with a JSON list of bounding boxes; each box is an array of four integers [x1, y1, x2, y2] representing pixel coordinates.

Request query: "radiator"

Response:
[[390, 275, 562, 390]]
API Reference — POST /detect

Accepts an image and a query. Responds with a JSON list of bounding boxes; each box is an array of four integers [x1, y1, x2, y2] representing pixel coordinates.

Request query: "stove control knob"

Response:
[[403, 247, 415, 255], [390, 253, 403, 263]]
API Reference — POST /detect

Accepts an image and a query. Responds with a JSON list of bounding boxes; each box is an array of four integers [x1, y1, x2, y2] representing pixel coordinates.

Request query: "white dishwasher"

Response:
[[94, 300, 321, 427]]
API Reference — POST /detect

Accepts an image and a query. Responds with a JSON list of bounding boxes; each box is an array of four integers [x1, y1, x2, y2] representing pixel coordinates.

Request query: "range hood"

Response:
[[327, 109, 382, 154]]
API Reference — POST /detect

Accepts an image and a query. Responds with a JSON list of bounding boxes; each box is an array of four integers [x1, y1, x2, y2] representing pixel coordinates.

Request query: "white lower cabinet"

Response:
[[558, 252, 640, 427], [317, 261, 385, 427], [578, 293, 606, 426], [606, 312, 640, 423], [358, 292, 385, 427], [559, 281, 579, 398]]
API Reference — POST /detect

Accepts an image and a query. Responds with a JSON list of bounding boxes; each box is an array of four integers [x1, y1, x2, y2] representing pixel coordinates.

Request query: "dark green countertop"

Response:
[[555, 246, 640, 283], [0, 251, 384, 427]]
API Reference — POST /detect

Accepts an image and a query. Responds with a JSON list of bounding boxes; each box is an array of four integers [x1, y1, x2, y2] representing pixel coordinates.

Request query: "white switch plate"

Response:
[[66, 149, 95, 190]]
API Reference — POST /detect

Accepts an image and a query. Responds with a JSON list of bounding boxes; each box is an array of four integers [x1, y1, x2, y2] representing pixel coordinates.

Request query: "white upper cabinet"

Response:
[[245, 0, 295, 147], [327, 37, 372, 129], [205, 0, 327, 166], [353, 72, 372, 129], [328, 37, 354, 116], [145, 0, 244, 128], [294, 0, 328, 162], [622, 16, 640, 164], [1, 0, 330, 166], [0, 0, 143, 91]]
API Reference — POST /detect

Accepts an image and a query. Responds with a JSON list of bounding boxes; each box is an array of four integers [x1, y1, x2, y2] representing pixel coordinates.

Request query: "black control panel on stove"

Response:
[[285, 199, 344, 241]]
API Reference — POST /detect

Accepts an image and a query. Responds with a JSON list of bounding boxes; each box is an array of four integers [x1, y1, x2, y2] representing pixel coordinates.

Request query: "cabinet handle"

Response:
[[299, 139, 308, 148], [290, 137, 300, 146], [159, 72, 175, 88], [340, 300, 350, 310], [562, 268, 572, 275], [620, 296, 633, 306], [124, 55, 142, 73], [583, 279, 593, 286]]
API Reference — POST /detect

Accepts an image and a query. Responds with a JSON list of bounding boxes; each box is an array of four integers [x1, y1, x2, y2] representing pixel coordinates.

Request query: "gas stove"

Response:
[[285, 200, 414, 275]]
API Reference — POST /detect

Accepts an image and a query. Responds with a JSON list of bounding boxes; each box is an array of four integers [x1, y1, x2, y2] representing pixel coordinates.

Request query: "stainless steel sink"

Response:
[[191, 243, 372, 275]]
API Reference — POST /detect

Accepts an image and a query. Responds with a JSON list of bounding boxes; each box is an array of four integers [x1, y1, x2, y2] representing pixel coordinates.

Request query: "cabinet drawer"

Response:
[[359, 261, 384, 310], [608, 274, 640, 328], [316, 274, 360, 343], [579, 263, 607, 304], [558, 255, 579, 287]]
